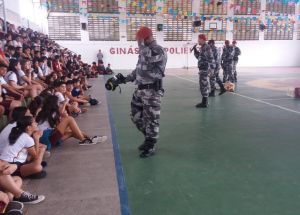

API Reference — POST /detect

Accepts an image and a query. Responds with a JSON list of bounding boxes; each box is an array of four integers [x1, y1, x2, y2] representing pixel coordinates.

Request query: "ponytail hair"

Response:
[[9, 116, 33, 145], [29, 96, 44, 117]]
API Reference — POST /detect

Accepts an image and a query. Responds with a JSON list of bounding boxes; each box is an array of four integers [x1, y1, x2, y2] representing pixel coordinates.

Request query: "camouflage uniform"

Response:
[[193, 43, 213, 98], [209, 45, 223, 92], [233, 46, 241, 82], [126, 40, 167, 152], [221, 45, 235, 83]]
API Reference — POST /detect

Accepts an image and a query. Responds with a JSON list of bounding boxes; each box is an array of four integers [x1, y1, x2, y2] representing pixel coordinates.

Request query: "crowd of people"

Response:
[[0, 19, 108, 214]]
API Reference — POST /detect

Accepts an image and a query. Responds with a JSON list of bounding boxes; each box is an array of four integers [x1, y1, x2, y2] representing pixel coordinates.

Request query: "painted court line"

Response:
[[261, 98, 295, 101], [106, 90, 131, 215], [169, 74, 300, 115]]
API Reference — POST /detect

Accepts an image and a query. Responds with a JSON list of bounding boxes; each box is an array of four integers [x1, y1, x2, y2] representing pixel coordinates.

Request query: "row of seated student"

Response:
[[91, 62, 114, 77], [0, 18, 107, 214]]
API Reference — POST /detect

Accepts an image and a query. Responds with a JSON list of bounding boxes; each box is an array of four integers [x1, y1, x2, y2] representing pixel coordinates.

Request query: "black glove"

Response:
[[191, 44, 197, 52], [115, 73, 126, 84], [105, 73, 126, 91]]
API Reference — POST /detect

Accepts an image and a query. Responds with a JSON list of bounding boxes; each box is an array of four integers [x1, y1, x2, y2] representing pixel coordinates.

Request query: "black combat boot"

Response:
[[138, 141, 147, 151], [209, 90, 215, 97], [139, 138, 156, 158], [218, 83, 226, 95], [195, 97, 208, 108]]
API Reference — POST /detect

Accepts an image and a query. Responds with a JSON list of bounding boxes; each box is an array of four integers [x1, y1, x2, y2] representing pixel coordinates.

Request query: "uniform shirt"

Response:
[[5, 54, 16, 61], [32, 67, 44, 79], [0, 133, 34, 163], [55, 92, 66, 104], [0, 122, 16, 155], [13, 41, 22, 48], [193, 43, 214, 70], [126, 40, 167, 85], [37, 111, 58, 131], [38, 120, 51, 131], [5, 70, 26, 86], [40, 64, 50, 76], [221, 45, 235, 63], [233, 46, 241, 61], [0, 76, 7, 94]]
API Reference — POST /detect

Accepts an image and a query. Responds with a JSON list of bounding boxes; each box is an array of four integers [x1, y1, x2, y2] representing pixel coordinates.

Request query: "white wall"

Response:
[[58, 39, 300, 70], [3, 0, 48, 33]]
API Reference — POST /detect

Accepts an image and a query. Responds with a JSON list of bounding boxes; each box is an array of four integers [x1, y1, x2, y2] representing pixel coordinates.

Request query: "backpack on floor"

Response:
[[89, 98, 99, 105]]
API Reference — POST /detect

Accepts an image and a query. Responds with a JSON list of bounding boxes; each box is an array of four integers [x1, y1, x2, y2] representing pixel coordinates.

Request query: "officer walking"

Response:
[[232, 40, 241, 82], [123, 27, 167, 158], [208, 39, 226, 97], [191, 34, 213, 108], [221, 40, 235, 83]]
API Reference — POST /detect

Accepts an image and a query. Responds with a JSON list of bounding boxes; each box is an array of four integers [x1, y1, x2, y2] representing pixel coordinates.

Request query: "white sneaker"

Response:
[[78, 138, 97, 146], [14, 191, 45, 204], [91, 135, 108, 144]]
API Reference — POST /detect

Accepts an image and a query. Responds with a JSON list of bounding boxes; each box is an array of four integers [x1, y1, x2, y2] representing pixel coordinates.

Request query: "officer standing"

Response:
[[191, 34, 213, 108], [124, 27, 167, 158], [221, 40, 235, 83], [232, 40, 241, 82], [208, 39, 226, 97]]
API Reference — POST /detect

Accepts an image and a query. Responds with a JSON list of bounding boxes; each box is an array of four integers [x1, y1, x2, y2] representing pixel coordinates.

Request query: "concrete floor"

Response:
[[25, 77, 121, 215]]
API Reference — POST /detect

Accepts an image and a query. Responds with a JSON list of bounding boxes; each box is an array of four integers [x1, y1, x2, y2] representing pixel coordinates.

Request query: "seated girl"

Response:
[[36, 95, 107, 150], [4, 59, 42, 100], [0, 107, 30, 156], [0, 116, 46, 179], [0, 160, 45, 204]]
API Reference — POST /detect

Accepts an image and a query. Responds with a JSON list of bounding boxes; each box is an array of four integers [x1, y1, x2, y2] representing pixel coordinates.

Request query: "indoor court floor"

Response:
[[107, 67, 300, 215]]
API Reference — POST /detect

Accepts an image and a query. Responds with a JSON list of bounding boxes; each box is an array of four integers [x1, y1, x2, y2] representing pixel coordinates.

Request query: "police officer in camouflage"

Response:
[[221, 40, 235, 83], [208, 39, 226, 97], [232, 40, 241, 82], [191, 34, 213, 108], [124, 27, 167, 158]]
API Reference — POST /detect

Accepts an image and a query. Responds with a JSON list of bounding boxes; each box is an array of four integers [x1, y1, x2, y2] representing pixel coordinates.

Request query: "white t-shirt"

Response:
[[32, 68, 44, 79], [55, 92, 65, 104], [0, 122, 16, 155], [0, 133, 35, 163], [17, 70, 26, 85], [13, 41, 22, 48], [4, 70, 26, 85], [5, 71, 18, 84], [0, 76, 7, 94], [38, 120, 51, 131], [41, 65, 50, 76]]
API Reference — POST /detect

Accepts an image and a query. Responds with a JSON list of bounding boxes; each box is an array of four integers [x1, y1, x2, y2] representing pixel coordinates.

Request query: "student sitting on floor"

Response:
[[0, 116, 46, 179], [0, 107, 30, 156], [71, 78, 99, 106], [0, 160, 45, 204], [65, 80, 89, 106], [54, 80, 85, 117], [28, 96, 44, 118], [0, 64, 22, 119], [36, 95, 107, 150], [105, 63, 113, 75], [5, 59, 41, 100]]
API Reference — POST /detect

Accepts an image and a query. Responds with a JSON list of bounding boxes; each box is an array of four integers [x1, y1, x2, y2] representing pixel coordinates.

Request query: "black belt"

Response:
[[138, 80, 162, 90]]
